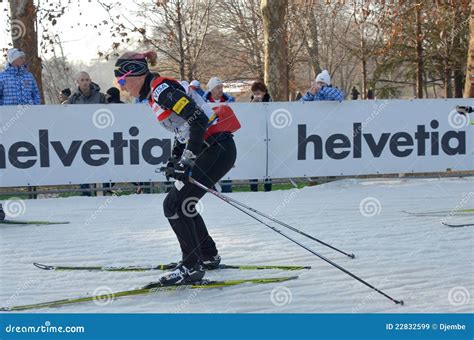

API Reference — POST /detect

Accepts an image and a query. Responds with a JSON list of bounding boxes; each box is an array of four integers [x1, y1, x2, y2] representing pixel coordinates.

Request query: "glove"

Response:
[[174, 150, 196, 181], [161, 156, 180, 181], [161, 150, 196, 181]]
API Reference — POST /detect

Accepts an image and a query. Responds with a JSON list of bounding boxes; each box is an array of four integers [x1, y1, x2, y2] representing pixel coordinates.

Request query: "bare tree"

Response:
[[215, 0, 265, 79], [101, 0, 214, 80]]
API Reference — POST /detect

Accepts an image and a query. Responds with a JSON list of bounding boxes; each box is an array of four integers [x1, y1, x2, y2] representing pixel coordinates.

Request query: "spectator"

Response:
[[367, 88, 374, 99], [106, 87, 124, 103], [204, 77, 235, 103], [67, 71, 107, 196], [204, 77, 235, 192], [250, 80, 272, 102], [351, 86, 360, 100], [59, 88, 71, 104], [0, 48, 41, 106], [249, 80, 272, 192], [66, 71, 107, 104], [300, 70, 344, 101], [180, 80, 190, 93], [190, 79, 205, 97]]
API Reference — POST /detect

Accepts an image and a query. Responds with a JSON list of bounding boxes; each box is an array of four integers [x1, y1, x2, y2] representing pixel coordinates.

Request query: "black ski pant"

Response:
[[163, 133, 237, 267]]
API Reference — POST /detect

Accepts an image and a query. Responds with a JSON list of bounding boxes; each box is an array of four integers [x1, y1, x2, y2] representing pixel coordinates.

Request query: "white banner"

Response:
[[0, 99, 472, 187], [266, 99, 474, 178]]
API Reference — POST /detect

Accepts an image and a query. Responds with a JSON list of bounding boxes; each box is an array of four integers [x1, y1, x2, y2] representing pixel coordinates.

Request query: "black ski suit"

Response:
[[140, 74, 237, 267]]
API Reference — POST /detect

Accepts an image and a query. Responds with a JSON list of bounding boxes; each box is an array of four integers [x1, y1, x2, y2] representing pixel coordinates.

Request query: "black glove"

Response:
[[174, 150, 196, 181], [161, 150, 196, 181], [162, 156, 180, 181]]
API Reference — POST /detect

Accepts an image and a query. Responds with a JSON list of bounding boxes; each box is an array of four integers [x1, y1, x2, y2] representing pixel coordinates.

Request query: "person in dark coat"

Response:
[[249, 80, 272, 192], [351, 86, 360, 100]]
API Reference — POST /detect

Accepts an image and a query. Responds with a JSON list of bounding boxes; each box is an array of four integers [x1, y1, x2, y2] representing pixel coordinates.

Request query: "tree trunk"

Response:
[[415, 3, 423, 98], [176, 0, 186, 80], [249, 0, 264, 79], [444, 65, 453, 98], [305, 4, 321, 77], [464, 0, 474, 98], [361, 31, 368, 99], [10, 0, 44, 103], [261, 0, 288, 101], [453, 69, 464, 98]]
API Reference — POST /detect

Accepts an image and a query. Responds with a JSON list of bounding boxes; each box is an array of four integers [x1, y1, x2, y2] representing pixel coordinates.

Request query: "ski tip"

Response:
[[33, 262, 54, 270]]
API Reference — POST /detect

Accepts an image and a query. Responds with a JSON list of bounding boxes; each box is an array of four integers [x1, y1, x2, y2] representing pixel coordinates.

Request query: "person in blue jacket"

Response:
[[301, 70, 344, 102], [0, 48, 41, 106]]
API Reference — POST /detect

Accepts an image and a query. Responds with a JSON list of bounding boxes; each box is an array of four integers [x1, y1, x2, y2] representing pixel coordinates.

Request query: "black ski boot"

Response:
[[202, 254, 221, 270], [158, 263, 205, 285], [0, 204, 5, 221]]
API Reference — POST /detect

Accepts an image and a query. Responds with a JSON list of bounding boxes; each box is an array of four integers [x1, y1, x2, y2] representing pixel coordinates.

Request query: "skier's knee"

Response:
[[163, 193, 178, 219]]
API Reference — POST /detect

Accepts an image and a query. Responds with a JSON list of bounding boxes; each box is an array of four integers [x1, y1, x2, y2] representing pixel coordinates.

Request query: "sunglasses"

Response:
[[116, 70, 133, 86]]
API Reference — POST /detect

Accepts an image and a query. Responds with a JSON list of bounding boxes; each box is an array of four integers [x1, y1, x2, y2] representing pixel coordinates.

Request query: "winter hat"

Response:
[[207, 77, 223, 91], [180, 80, 190, 93], [190, 80, 201, 88], [7, 48, 25, 64], [315, 70, 331, 86]]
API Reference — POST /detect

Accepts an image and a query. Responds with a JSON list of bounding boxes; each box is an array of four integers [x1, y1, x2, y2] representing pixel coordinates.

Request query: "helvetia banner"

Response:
[[0, 100, 472, 187]]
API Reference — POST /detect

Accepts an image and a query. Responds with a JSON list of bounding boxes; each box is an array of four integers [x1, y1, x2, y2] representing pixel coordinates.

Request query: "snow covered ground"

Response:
[[0, 177, 473, 313]]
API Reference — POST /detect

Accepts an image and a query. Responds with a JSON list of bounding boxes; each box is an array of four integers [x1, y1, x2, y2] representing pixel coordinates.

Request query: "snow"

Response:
[[0, 177, 473, 313]]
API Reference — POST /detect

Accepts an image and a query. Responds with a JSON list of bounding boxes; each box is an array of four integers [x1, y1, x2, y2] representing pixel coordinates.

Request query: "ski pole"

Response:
[[191, 177, 355, 259], [189, 177, 404, 305]]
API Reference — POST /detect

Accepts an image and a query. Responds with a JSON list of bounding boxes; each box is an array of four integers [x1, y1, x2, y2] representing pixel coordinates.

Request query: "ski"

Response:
[[33, 262, 310, 272], [402, 209, 474, 217], [0, 276, 298, 311], [0, 220, 70, 225], [442, 222, 474, 228]]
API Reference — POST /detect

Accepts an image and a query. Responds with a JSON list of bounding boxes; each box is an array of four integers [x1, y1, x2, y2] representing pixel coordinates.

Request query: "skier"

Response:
[[114, 51, 239, 285]]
